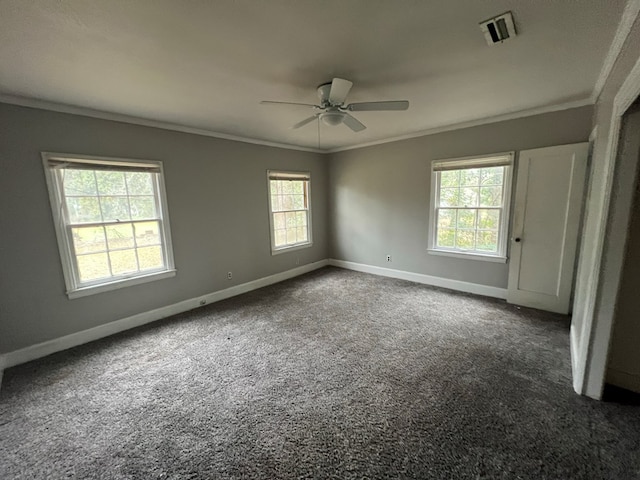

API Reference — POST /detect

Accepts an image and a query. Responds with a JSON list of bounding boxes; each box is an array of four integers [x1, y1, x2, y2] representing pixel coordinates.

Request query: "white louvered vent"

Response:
[[480, 12, 516, 46]]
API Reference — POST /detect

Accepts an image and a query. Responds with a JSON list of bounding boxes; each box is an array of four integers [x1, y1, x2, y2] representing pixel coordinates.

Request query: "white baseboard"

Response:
[[0, 258, 505, 376], [0, 260, 328, 371], [328, 259, 507, 299], [607, 367, 640, 394]]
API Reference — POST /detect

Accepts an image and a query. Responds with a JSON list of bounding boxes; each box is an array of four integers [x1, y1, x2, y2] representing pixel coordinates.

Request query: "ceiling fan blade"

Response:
[[346, 100, 409, 112], [260, 101, 319, 108], [329, 78, 353, 105], [292, 115, 318, 129], [343, 113, 366, 132]]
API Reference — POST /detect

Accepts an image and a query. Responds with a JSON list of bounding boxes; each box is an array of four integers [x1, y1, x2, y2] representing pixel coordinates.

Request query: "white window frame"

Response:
[[428, 152, 514, 263], [42, 152, 176, 299], [267, 170, 313, 255]]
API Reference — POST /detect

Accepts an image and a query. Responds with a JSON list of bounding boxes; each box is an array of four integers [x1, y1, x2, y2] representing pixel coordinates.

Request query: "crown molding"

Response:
[[591, 0, 640, 103], [325, 97, 594, 154], [0, 94, 324, 154], [3, 0, 633, 158], [1, 93, 594, 156]]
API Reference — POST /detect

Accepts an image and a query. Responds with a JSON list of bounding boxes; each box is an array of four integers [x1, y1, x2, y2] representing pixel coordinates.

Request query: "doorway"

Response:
[[605, 99, 640, 394]]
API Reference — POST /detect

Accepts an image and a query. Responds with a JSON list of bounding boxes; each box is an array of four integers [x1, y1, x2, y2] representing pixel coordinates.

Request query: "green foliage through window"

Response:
[[434, 165, 507, 255], [269, 175, 311, 250], [60, 168, 165, 283]]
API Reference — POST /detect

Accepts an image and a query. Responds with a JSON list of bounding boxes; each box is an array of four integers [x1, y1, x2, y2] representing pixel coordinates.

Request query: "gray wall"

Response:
[[328, 106, 593, 289], [0, 101, 595, 355], [0, 103, 328, 353]]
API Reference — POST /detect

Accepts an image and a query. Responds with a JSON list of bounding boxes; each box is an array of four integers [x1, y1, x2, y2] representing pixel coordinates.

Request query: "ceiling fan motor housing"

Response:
[[317, 83, 334, 105]]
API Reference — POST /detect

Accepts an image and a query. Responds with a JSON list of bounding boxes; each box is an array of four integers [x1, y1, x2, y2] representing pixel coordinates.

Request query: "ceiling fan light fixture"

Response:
[[320, 111, 345, 126]]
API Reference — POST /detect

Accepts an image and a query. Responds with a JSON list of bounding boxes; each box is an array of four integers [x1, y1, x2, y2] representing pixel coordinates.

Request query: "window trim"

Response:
[[42, 152, 176, 298], [267, 170, 313, 255], [428, 152, 514, 262]]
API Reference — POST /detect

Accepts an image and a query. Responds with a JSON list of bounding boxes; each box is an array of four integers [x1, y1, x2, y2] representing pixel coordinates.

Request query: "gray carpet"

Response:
[[1, 267, 639, 479]]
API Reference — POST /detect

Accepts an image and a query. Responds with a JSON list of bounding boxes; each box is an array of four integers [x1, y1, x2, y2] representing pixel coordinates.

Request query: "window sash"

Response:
[[272, 208, 308, 215], [429, 154, 513, 260], [434, 170, 507, 254], [270, 182, 309, 213], [43, 153, 175, 296], [267, 170, 312, 253], [55, 167, 163, 223], [434, 207, 502, 253], [57, 170, 168, 285], [434, 206, 502, 211], [65, 219, 168, 286], [272, 211, 310, 248]]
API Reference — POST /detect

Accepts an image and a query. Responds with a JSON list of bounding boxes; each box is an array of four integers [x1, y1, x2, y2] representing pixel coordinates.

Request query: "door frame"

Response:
[[572, 55, 640, 398]]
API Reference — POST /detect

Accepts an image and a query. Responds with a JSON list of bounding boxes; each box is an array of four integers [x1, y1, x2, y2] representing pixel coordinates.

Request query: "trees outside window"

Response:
[[43, 153, 175, 298], [429, 153, 513, 261], [267, 171, 312, 254]]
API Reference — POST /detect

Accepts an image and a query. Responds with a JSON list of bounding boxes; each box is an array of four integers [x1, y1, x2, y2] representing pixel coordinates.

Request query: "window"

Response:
[[267, 171, 312, 254], [428, 153, 514, 262], [42, 153, 175, 298]]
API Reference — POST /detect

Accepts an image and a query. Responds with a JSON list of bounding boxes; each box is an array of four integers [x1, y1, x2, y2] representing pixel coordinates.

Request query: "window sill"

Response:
[[67, 269, 177, 299], [271, 242, 313, 256], [427, 249, 507, 263]]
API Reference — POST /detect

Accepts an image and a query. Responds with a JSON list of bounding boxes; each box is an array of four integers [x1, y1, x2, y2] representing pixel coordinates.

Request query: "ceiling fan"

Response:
[[260, 78, 409, 132]]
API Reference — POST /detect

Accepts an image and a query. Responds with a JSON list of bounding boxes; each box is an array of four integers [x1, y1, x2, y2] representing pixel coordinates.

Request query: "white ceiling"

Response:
[[0, 0, 627, 151]]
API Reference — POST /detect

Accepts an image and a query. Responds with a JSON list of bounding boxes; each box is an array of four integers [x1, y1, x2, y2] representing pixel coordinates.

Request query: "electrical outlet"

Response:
[[386, 255, 392, 262], [227, 271, 232, 280]]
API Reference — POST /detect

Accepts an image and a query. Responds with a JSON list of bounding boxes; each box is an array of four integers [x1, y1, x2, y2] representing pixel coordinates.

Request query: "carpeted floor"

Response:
[[1, 267, 639, 479]]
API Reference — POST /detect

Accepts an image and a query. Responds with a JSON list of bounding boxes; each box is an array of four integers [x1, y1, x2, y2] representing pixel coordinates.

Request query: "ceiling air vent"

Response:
[[480, 12, 516, 46]]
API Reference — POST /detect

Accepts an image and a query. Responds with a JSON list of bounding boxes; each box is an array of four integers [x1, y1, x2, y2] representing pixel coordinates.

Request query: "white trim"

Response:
[[570, 323, 581, 392], [270, 243, 313, 256], [0, 260, 329, 370], [589, 125, 599, 145], [427, 152, 514, 260], [328, 259, 507, 299], [1, 95, 592, 155], [591, 0, 640, 103], [326, 98, 594, 153], [574, 53, 640, 399], [267, 170, 313, 254], [41, 152, 176, 298], [427, 249, 507, 263], [0, 95, 323, 154], [570, 128, 598, 391], [67, 269, 177, 299]]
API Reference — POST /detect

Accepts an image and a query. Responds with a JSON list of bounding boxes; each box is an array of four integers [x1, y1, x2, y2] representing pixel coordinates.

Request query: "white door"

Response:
[[507, 143, 589, 314]]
